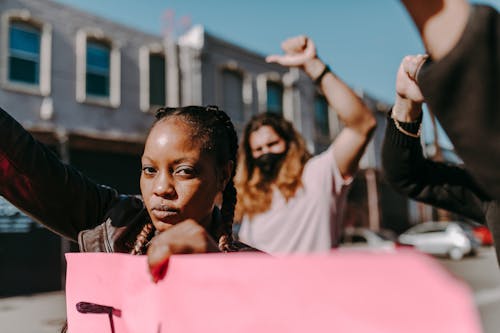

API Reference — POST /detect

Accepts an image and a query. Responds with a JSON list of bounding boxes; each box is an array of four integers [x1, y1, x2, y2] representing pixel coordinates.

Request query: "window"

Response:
[[221, 69, 244, 123], [8, 21, 40, 85], [86, 41, 110, 97], [266, 81, 283, 115], [149, 53, 166, 106], [76, 28, 120, 107], [314, 94, 330, 138], [140, 45, 167, 112], [1, 11, 51, 95]]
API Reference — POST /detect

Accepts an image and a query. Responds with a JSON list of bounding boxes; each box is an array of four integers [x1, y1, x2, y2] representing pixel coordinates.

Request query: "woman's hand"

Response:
[[266, 35, 328, 85], [266, 35, 317, 68], [395, 54, 427, 103], [393, 54, 428, 122], [147, 219, 220, 283]]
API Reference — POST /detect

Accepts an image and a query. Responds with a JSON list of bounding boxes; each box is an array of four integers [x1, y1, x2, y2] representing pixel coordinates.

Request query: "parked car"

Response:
[[398, 221, 480, 260], [339, 227, 404, 252], [471, 223, 494, 246]]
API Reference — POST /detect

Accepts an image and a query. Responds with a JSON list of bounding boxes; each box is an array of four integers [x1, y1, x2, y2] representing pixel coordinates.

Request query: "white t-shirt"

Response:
[[238, 145, 351, 254]]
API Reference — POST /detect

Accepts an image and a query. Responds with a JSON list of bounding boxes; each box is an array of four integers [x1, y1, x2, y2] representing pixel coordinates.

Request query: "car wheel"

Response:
[[449, 247, 464, 261]]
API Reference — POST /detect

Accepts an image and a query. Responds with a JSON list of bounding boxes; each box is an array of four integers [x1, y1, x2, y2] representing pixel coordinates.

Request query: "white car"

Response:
[[398, 221, 480, 260], [339, 227, 398, 252]]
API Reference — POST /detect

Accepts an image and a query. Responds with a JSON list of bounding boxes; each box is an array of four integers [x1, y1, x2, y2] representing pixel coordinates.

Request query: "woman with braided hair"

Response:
[[0, 105, 254, 284]]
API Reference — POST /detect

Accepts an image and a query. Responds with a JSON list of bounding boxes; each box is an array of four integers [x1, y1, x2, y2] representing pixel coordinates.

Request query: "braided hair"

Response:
[[130, 105, 239, 254], [129, 222, 155, 255]]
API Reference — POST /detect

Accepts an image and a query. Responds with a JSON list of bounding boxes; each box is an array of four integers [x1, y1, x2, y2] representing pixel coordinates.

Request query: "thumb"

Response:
[[265, 54, 281, 64], [147, 243, 172, 283]]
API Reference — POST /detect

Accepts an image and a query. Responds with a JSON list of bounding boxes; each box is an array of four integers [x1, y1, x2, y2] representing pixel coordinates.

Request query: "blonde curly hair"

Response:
[[235, 113, 311, 221]]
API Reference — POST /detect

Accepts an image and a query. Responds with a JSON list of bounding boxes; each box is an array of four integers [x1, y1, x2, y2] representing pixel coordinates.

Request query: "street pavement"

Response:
[[437, 246, 500, 333], [1, 247, 499, 333], [0, 291, 66, 333]]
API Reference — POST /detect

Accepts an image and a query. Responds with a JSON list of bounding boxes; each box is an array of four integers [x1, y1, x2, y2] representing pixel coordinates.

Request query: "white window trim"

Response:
[[139, 43, 165, 112], [1, 9, 52, 96], [217, 62, 252, 125], [76, 27, 120, 108], [282, 69, 298, 126]]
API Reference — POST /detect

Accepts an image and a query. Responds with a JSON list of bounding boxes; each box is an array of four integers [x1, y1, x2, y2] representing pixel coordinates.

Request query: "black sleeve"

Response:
[[0, 108, 119, 241], [418, 5, 500, 201], [382, 111, 489, 223]]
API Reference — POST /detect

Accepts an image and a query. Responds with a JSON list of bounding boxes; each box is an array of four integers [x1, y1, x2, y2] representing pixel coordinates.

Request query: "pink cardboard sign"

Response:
[[65, 250, 481, 333]]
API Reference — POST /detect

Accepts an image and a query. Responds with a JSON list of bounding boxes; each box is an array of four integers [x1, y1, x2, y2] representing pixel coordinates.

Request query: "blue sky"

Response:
[[52, 0, 498, 103]]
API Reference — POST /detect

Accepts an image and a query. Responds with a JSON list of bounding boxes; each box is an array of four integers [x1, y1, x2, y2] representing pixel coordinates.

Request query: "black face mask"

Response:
[[254, 152, 286, 180]]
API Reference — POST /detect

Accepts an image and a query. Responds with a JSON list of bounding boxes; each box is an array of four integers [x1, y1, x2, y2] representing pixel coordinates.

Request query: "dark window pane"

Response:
[[86, 41, 110, 97], [8, 22, 40, 85], [266, 81, 283, 115], [222, 69, 244, 122], [86, 73, 109, 97], [149, 53, 166, 106], [9, 57, 38, 83], [314, 95, 330, 137]]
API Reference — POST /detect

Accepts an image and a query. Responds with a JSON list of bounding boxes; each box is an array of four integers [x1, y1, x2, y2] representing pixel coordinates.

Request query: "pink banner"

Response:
[[65, 250, 481, 333]]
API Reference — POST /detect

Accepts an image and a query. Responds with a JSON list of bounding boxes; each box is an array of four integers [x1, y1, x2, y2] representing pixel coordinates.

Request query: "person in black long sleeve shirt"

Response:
[[382, 55, 500, 265], [401, 1, 500, 201]]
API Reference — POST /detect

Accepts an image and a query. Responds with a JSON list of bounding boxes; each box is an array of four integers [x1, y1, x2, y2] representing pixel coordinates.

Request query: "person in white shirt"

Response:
[[235, 36, 376, 254]]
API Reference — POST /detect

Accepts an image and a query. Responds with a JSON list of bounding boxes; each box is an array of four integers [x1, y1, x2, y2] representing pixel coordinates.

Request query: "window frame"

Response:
[[0, 10, 52, 96], [86, 40, 111, 98], [76, 28, 120, 108], [139, 43, 166, 112], [257, 72, 284, 116], [217, 63, 251, 126], [265, 80, 284, 115]]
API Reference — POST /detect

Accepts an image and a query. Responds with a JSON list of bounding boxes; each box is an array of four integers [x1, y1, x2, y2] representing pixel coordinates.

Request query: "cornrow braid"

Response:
[[130, 222, 155, 255], [210, 107, 239, 252], [218, 179, 239, 251]]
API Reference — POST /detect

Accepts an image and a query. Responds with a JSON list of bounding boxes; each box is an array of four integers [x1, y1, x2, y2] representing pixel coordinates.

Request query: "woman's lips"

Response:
[[151, 207, 180, 221], [153, 209, 179, 220]]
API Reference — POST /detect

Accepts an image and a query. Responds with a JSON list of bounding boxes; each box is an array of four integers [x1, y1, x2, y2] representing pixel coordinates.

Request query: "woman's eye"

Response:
[[142, 166, 157, 175], [175, 166, 195, 177]]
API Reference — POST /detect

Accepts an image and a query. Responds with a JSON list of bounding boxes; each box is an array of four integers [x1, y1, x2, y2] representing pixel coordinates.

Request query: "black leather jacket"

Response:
[[0, 108, 253, 253], [0, 107, 155, 252]]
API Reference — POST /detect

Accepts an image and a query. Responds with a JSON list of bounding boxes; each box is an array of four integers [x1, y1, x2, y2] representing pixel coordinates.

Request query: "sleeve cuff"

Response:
[[385, 108, 422, 148]]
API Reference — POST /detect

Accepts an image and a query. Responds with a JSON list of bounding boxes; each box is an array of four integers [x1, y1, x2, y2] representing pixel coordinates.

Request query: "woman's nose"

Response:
[[153, 173, 176, 198]]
